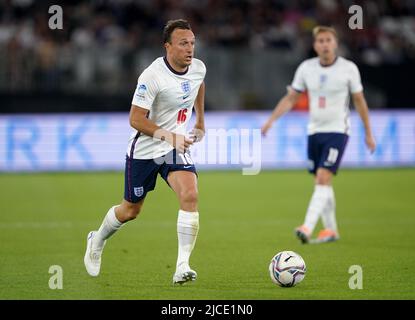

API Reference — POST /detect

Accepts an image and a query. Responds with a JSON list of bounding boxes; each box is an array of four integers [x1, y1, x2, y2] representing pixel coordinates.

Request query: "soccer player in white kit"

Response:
[[262, 26, 376, 244], [84, 19, 206, 284]]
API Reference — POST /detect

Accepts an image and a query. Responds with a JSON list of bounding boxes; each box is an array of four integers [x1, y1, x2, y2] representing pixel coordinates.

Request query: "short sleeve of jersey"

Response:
[[349, 62, 363, 94], [199, 60, 207, 77], [131, 68, 159, 110], [291, 62, 306, 93]]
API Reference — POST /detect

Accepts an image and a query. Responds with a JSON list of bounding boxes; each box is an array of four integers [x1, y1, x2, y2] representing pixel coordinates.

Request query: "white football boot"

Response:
[[84, 231, 106, 277], [173, 262, 197, 285]]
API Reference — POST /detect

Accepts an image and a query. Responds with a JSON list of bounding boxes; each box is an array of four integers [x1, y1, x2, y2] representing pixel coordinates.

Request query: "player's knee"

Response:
[[180, 188, 198, 205], [316, 170, 332, 185], [124, 208, 140, 221], [316, 176, 330, 185], [119, 203, 142, 222]]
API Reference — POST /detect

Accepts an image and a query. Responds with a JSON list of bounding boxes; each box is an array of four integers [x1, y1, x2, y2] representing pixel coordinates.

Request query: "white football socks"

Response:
[[176, 210, 199, 269], [93, 206, 123, 249], [303, 185, 331, 234], [321, 186, 338, 233]]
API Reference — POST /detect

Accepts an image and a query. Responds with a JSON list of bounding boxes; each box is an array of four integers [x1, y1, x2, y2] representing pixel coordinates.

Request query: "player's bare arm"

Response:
[[261, 87, 302, 136], [190, 81, 205, 142], [129, 104, 193, 153], [352, 91, 376, 153]]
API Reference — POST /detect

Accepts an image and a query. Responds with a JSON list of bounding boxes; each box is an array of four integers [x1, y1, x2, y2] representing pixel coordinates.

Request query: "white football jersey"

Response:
[[128, 57, 206, 159], [291, 56, 363, 135]]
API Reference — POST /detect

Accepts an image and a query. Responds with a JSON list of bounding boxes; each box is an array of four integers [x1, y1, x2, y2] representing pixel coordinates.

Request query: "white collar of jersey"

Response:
[[163, 56, 189, 75], [319, 56, 339, 68]]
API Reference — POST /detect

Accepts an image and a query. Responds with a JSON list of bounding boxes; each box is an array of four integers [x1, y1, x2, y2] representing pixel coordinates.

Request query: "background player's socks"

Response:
[[321, 186, 338, 234], [176, 210, 199, 269], [304, 185, 331, 233], [94, 206, 123, 249]]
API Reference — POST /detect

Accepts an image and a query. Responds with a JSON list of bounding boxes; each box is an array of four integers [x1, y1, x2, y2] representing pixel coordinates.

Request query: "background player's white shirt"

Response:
[[128, 57, 206, 159], [291, 56, 363, 135]]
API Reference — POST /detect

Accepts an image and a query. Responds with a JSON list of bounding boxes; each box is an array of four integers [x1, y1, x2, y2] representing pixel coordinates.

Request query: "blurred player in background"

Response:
[[84, 19, 206, 283], [261, 26, 376, 244]]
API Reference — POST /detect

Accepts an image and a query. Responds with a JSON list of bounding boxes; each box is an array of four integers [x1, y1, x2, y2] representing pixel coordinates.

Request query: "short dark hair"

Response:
[[163, 19, 191, 44]]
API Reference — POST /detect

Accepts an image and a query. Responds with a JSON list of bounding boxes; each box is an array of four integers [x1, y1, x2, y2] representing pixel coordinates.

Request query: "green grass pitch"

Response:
[[0, 168, 414, 300]]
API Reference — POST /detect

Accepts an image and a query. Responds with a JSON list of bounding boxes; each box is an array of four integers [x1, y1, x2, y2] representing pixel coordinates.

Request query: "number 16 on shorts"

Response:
[[178, 152, 194, 165]]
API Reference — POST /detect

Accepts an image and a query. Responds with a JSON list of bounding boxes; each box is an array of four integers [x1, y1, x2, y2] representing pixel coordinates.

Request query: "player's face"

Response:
[[165, 28, 195, 69], [313, 32, 338, 60]]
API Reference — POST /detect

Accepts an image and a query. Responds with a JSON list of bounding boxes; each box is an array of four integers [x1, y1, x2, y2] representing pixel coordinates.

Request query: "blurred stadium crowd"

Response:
[[0, 0, 414, 109]]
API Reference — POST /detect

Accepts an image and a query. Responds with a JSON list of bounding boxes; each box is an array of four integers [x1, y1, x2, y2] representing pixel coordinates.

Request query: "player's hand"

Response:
[[261, 122, 272, 136], [189, 127, 205, 143], [171, 133, 193, 153], [365, 134, 376, 154]]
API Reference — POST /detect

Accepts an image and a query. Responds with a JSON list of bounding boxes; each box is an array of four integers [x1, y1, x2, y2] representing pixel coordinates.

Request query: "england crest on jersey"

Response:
[[134, 186, 144, 197], [319, 74, 327, 89], [181, 81, 191, 99]]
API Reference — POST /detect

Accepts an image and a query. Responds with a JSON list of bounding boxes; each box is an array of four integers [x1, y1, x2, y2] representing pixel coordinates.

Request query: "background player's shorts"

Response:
[[124, 149, 197, 203], [307, 133, 349, 175]]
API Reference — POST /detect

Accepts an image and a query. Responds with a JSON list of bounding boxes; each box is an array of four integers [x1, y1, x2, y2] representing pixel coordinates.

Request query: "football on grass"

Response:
[[269, 251, 306, 287]]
